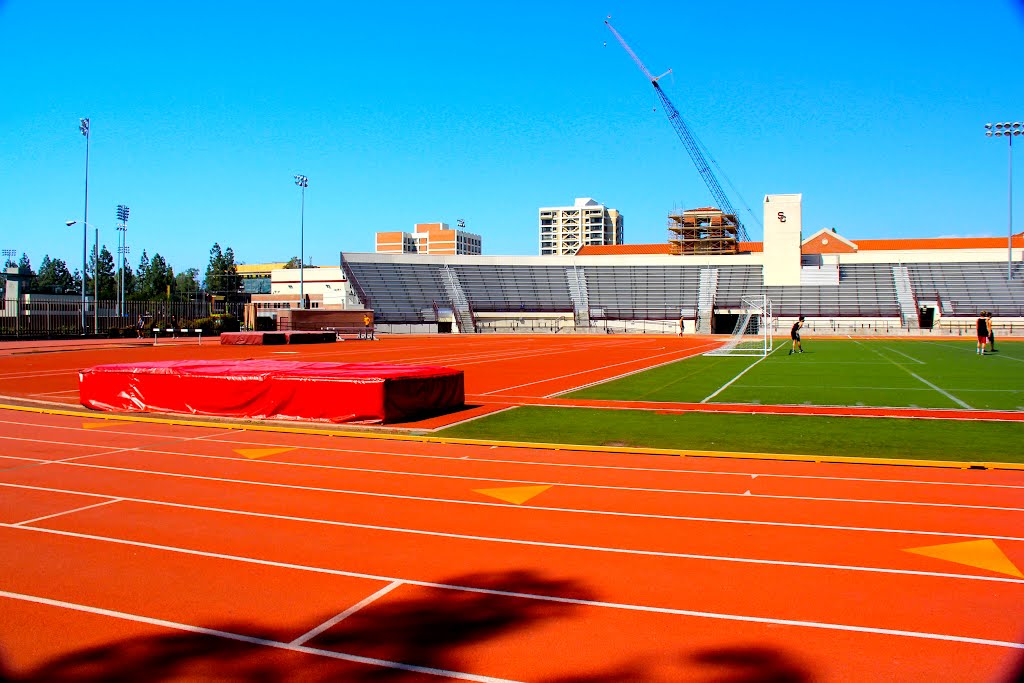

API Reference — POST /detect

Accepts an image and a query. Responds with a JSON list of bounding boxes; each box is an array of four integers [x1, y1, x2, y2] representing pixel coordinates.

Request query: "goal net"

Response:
[[704, 294, 773, 357]]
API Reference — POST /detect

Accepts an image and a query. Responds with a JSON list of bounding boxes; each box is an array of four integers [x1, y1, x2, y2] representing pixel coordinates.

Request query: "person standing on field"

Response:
[[789, 316, 804, 355], [986, 311, 997, 352], [976, 311, 988, 355]]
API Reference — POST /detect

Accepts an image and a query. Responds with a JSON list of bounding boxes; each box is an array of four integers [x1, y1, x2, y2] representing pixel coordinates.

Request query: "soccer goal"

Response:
[[704, 294, 774, 357]]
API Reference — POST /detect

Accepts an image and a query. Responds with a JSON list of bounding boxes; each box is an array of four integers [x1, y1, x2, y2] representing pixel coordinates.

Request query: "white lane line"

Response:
[[701, 344, 786, 404], [1, 539, 1022, 651], [2, 487, 1021, 584], [13, 498, 122, 526], [31, 389, 82, 397], [2, 421, 1023, 493], [1, 472, 1019, 543], [0, 589, 519, 683], [17, 455, 1024, 513], [290, 580, 404, 646]]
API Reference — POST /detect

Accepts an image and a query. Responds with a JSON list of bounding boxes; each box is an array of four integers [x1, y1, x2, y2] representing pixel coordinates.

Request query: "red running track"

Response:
[[0, 407, 1022, 681], [1, 334, 1016, 428]]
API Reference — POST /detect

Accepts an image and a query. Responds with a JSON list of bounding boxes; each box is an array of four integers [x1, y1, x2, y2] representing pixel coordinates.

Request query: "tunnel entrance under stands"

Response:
[[713, 313, 739, 334]]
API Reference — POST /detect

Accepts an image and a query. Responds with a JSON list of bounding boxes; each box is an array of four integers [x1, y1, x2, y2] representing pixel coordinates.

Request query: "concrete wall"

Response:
[[762, 194, 802, 285]]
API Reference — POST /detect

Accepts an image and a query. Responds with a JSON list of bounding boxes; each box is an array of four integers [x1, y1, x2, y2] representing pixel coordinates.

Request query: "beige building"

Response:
[[376, 222, 482, 255], [539, 197, 624, 255]]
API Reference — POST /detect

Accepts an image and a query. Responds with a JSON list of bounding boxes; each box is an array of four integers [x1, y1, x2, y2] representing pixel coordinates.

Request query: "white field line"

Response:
[[854, 341, 973, 410], [3, 483, 1022, 584], [905, 370, 973, 410], [701, 343, 786, 404], [0, 421, 1022, 492], [290, 580, 403, 646], [481, 347, 710, 396], [6, 454, 1022, 514], [0, 588, 519, 683], [547, 341, 722, 397], [884, 347, 925, 365]]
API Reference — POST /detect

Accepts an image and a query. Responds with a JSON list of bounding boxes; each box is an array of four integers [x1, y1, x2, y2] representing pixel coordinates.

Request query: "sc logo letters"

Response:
[[777, 212, 787, 223]]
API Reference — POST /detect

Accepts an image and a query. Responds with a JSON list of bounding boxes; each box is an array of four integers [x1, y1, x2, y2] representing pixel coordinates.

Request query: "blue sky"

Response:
[[1, 0, 1022, 275]]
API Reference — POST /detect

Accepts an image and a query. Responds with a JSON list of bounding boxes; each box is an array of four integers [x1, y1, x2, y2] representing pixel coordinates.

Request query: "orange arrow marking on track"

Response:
[[904, 539, 1023, 578], [473, 485, 552, 505], [82, 421, 114, 430], [233, 448, 296, 460]]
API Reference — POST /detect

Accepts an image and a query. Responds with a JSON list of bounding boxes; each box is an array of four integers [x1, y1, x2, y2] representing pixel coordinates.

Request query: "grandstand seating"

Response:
[[585, 265, 702, 319], [907, 262, 1024, 316], [452, 265, 573, 313], [342, 262, 446, 323], [343, 256, 1021, 328]]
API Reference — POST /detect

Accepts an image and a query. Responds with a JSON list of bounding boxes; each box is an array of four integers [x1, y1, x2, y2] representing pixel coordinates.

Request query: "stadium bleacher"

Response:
[[341, 253, 1023, 333]]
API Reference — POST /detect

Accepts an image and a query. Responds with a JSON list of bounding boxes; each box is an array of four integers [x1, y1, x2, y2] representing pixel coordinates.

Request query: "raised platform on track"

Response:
[[79, 360, 465, 424], [220, 331, 337, 345]]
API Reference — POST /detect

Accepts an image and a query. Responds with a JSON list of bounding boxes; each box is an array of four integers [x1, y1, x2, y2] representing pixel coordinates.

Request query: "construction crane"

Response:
[[605, 19, 750, 243]]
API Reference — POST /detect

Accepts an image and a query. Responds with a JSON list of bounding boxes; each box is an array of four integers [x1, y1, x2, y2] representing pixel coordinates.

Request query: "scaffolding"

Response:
[[668, 207, 740, 255]]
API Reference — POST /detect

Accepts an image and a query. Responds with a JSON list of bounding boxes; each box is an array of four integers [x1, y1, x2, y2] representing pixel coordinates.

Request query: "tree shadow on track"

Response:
[[0, 570, 592, 682], [544, 645, 812, 683]]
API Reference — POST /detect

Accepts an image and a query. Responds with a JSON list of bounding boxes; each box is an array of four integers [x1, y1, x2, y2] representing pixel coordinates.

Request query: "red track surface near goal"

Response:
[[0, 336, 1022, 681]]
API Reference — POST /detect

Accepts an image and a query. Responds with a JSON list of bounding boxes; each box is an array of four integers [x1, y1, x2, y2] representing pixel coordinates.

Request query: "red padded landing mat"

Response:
[[79, 360, 464, 424], [220, 331, 337, 345], [219, 332, 286, 345]]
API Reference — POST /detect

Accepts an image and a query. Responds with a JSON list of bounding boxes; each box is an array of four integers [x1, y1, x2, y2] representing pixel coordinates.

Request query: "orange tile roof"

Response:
[[854, 235, 1023, 251]]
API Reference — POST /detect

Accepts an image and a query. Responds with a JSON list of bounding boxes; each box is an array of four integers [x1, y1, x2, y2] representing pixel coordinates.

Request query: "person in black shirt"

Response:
[[789, 316, 805, 355], [986, 312, 996, 352], [977, 312, 989, 355]]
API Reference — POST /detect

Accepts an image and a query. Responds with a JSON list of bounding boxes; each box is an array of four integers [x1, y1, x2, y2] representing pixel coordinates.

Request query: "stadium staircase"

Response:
[[440, 265, 476, 333], [695, 268, 719, 334], [800, 264, 839, 286], [892, 266, 920, 329], [566, 267, 591, 327]]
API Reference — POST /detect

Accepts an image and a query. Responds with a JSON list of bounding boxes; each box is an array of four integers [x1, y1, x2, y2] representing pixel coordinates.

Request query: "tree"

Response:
[[175, 268, 200, 298], [97, 247, 116, 300], [17, 253, 31, 274], [119, 261, 136, 299], [204, 243, 240, 296], [141, 253, 173, 300], [204, 243, 224, 293], [131, 251, 151, 300], [284, 256, 302, 269], [34, 256, 76, 294]]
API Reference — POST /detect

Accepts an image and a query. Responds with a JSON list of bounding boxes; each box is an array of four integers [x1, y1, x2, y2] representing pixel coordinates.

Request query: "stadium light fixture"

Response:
[[294, 174, 309, 308], [116, 205, 130, 317], [985, 121, 1021, 280]]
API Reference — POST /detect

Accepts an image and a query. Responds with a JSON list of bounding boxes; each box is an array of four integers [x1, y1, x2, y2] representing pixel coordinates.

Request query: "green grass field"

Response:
[[437, 339, 1024, 463], [568, 339, 1024, 411]]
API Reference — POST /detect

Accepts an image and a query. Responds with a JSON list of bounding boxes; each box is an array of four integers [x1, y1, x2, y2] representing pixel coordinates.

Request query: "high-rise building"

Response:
[[539, 198, 623, 255], [376, 222, 482, 255]]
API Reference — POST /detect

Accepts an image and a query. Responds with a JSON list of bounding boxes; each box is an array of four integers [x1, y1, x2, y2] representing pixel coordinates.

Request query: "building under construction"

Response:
[[668, 207, 740, 255]]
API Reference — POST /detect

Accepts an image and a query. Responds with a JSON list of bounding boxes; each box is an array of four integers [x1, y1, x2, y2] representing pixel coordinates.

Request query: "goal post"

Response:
[[704, 294, 774, 357]]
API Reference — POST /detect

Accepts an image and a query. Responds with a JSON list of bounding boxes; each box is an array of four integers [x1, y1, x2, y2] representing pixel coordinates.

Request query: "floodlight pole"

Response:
[[79, 118, 90, 333], [294, 174, 308, 308], [116, 205, 129, 317], [985, 122, 1021, 280]]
